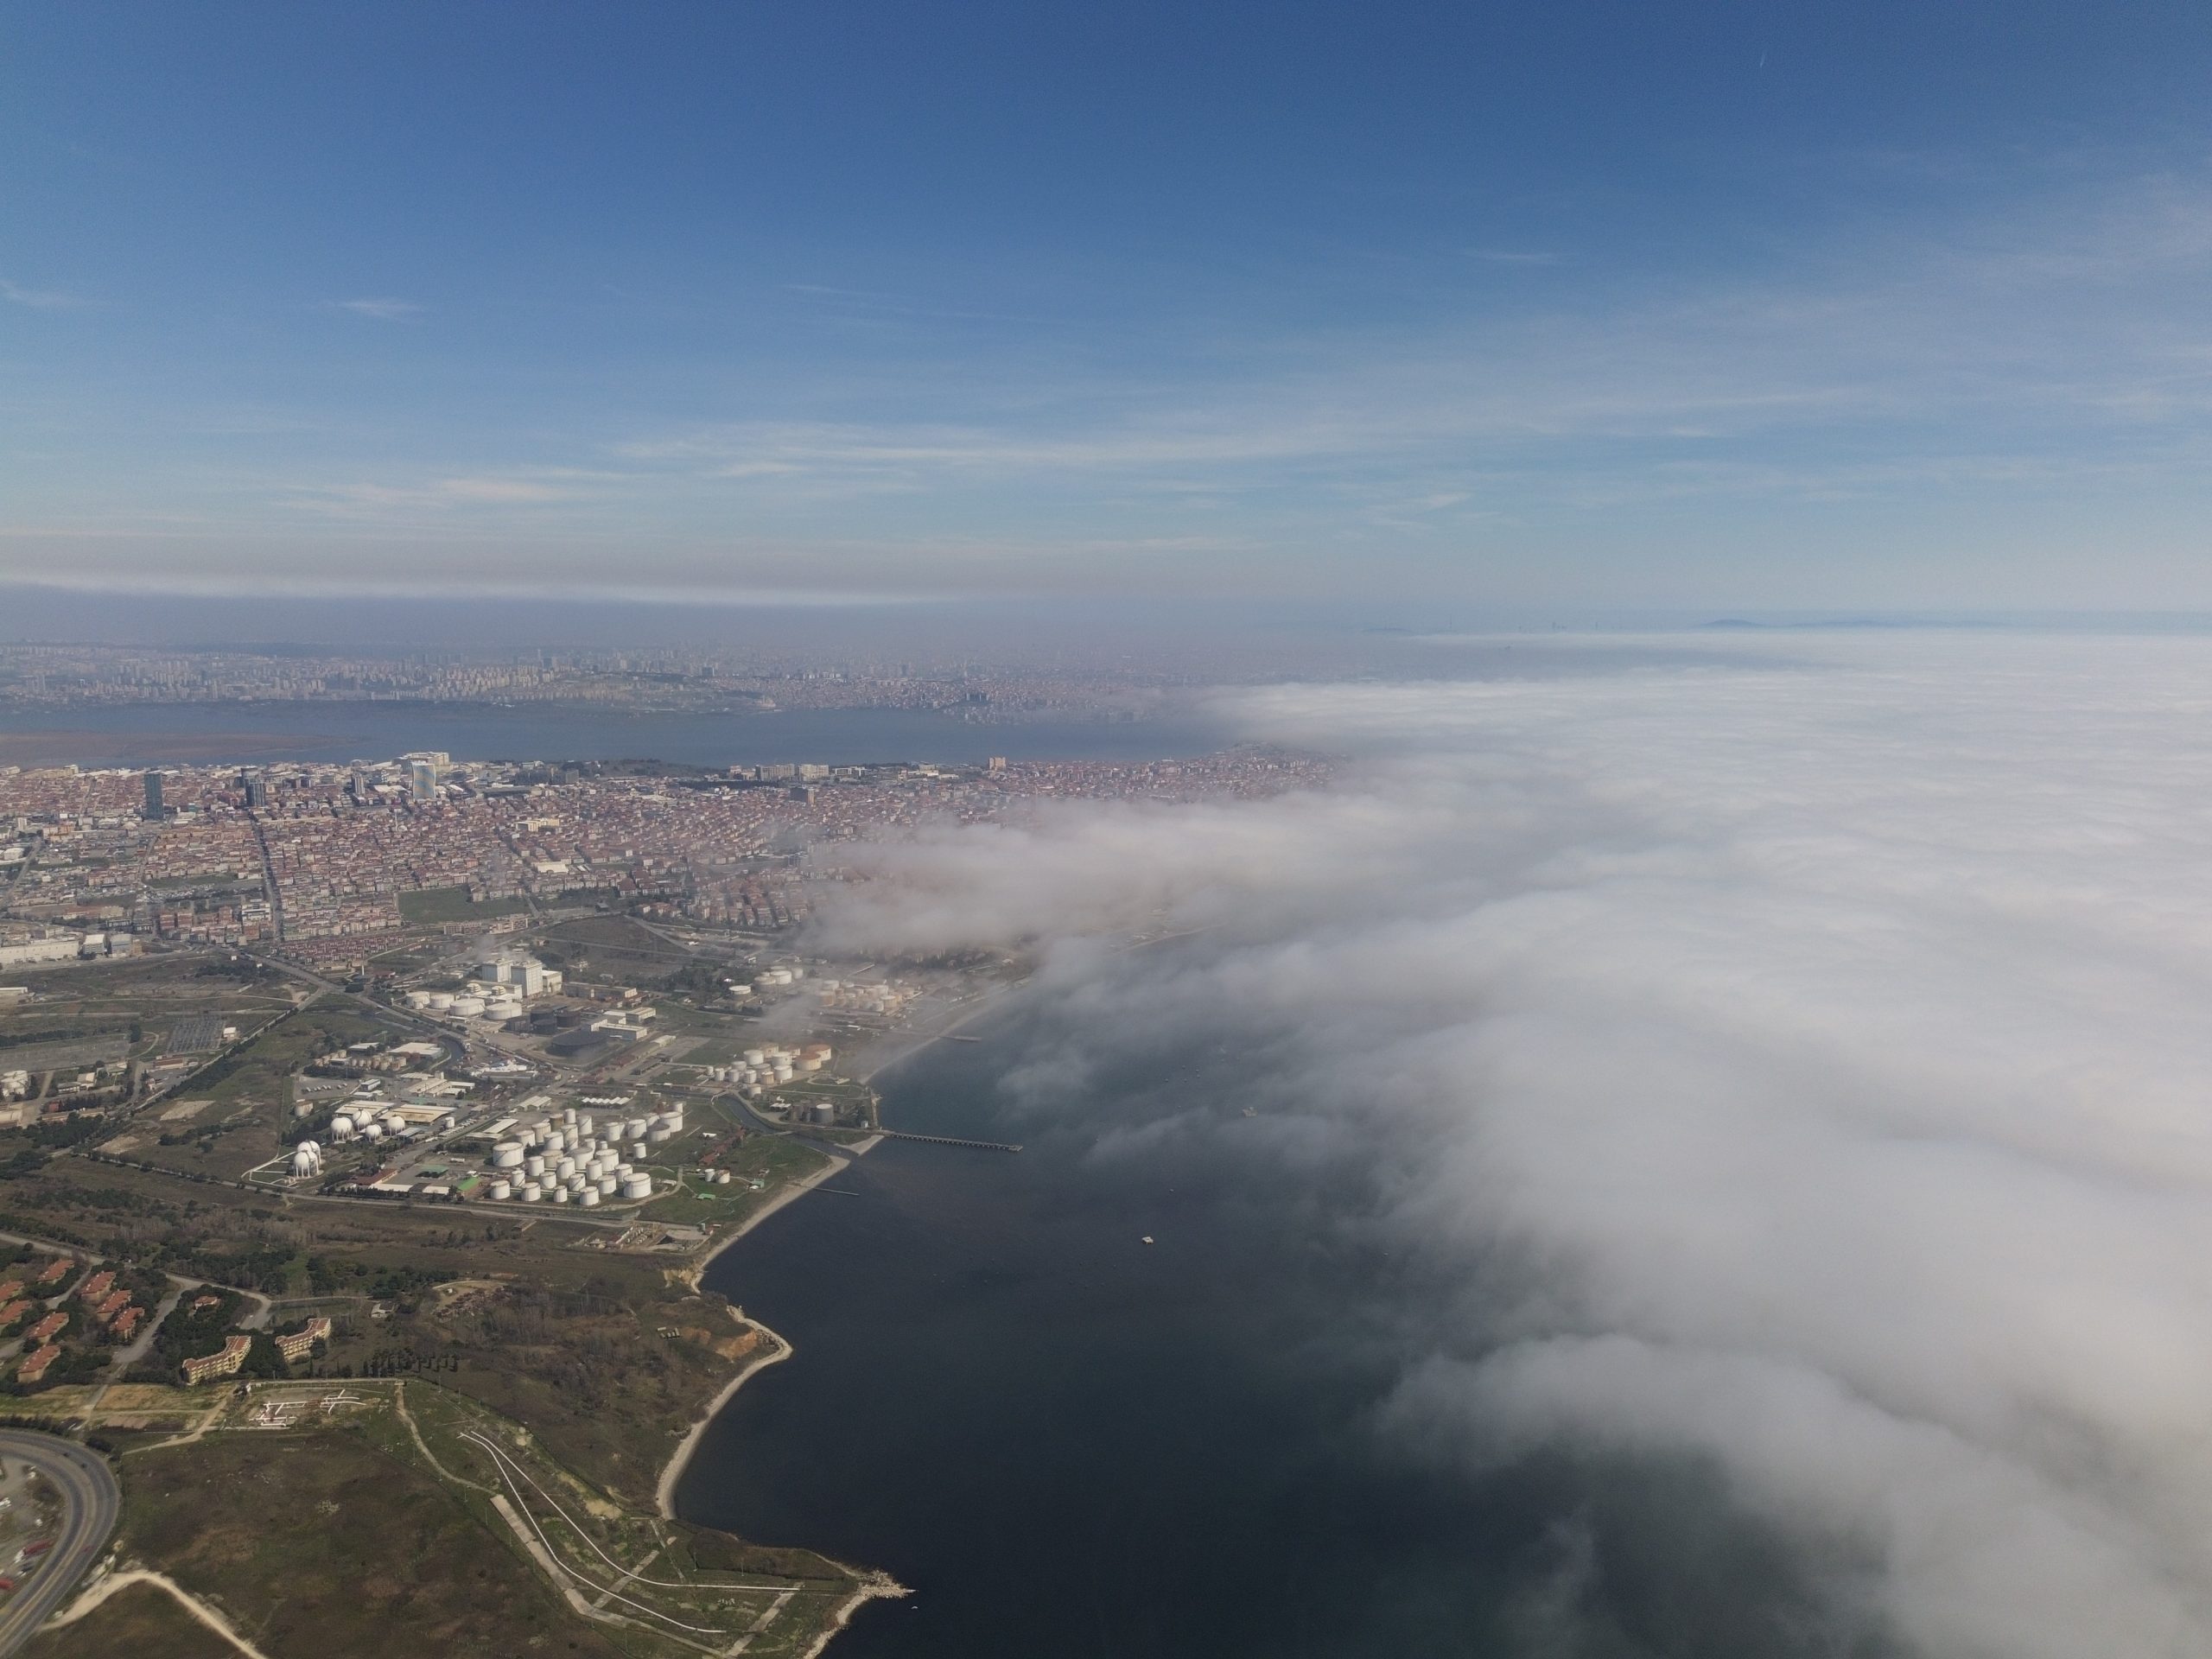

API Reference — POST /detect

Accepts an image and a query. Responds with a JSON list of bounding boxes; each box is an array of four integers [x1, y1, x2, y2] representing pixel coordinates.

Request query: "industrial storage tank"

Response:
[[491, 1141, 524, 1168], [550, 1185, 569, 1204], [580, 1186, 601, 1206], [450, 996, 485, 1018], [812, 1102, 836, 1124], [626, 1118, 648, 1141], [742, 1049, 766, 1066], [361, 1122, 385, 1141], [715, 1170, 732, 1185], [521, 1181, 543, 1202], [577, 1115, 594, 1137], [524, 1154, 546, 1178], [426, 992, 454, 1012], [620, 1174, 653, 1201], [404, 990, 432, 1009], [488, 1179, 512, 1201], [556, 1156, 576, 1179], [597, 1175, 618, 1195], [543, 1130, 566, 1155], [486, 1000, 523, 1022], [330, 1115, 356, 1141], [646, 1126, 673, 1144]]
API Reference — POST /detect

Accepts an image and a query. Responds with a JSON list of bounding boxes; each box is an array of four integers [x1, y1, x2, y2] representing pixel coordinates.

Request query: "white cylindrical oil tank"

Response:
[[580, 1186, 601, 1206], [450, 996, 485, 1017], [524, 1154, 546, 1178], [624, 1118, 645, 1141], [404, 990, 432, 1009], [543, 1130, 566, 1154], [563, 1107, 578, 1127], [521, 1181, 543, 1202], [812, 1102, 836, 1124], [598, 1175, 618, 1195], [716, 1170, 732, 1185], [556, 1157, 576, 1179], [488, 1179, 512, 1201], [550, 1185, 569, 1204], [647, 1126, 673, 1144], [426, 992, 454, 1011], [620, 1174, 653, 1201], [492, 1142, 524, 1168], [577, 1114, 594, 1137], [742, 1048, 765, 1065]]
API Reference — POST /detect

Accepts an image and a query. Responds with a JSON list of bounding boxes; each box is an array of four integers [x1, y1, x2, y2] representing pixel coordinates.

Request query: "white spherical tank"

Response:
[[362, 1122, 385, 1141], [330, 1115, 356, 1141]]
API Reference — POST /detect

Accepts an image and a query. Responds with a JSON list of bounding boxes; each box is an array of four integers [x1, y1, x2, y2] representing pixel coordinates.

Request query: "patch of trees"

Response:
[[129, 1286, 244, 1380], [0, 1027, 91, 1050]]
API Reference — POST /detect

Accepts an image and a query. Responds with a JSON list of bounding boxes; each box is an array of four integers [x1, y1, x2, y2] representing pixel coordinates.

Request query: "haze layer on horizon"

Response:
[[6, 2, 2212, 615]]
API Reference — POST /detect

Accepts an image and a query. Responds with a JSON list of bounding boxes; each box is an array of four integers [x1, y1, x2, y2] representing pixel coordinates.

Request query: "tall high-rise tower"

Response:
[[142, 771, 164, 820]]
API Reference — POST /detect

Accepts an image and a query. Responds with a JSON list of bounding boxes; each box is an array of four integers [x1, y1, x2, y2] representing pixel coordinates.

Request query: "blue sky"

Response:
[[4, 2, 2211, 612]]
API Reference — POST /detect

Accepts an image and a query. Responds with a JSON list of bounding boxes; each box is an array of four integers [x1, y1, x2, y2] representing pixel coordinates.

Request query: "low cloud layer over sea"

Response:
[[814, 632, 2212, 1656]]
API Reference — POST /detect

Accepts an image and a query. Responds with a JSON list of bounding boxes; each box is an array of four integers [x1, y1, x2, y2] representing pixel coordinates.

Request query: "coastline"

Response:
[[654, 1308, 797, 1519], [658, 1144, 857, 1517]]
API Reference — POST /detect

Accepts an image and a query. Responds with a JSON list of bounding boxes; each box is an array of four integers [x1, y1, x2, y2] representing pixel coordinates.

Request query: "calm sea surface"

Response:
[[682, 957, 1859, 1657], [0, 702, 1232, 769]]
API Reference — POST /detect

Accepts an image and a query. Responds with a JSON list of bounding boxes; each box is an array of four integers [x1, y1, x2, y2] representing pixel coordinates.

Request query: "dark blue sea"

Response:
[[682, 951, 1874, 1657]]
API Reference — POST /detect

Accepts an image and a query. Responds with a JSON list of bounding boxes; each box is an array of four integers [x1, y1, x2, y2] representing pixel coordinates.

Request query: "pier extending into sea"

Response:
[[870, 1128, 1022, 1153]]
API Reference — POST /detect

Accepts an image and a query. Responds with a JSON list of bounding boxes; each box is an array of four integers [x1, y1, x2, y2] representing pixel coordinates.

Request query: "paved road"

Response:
[[0, 1432, 118, 1656]]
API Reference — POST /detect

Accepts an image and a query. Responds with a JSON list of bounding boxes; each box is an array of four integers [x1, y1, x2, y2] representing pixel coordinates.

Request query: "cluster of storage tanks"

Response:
[[404, 988, 526, 1023], [702, 1042, 831, 1093], [483, 1103, 687, 1205], [816, 979, 912, 1016], [327, 1104, 454, 1145]]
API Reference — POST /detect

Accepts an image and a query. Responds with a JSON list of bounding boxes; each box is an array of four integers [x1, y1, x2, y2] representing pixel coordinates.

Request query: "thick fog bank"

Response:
[[811, 634, 2212, 1656]]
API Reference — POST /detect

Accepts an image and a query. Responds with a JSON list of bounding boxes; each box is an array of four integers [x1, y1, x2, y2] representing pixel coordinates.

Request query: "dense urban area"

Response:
[[0, 641, 1213, 721], [0, 733, 1326, 1657]]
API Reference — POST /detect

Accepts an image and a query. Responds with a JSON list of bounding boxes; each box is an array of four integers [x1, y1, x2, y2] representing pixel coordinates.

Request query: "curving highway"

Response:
[[0, 1433, 118, 1656]]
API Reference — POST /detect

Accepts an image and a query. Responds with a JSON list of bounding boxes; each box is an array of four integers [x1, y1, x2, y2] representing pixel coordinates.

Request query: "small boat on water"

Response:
[[1141, 1236, 1155, 1245]]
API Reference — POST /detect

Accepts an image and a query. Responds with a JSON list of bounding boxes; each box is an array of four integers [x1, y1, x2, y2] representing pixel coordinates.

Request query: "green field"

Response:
[[395, 886, 530, 924], [100, 1004, 394, 1181]]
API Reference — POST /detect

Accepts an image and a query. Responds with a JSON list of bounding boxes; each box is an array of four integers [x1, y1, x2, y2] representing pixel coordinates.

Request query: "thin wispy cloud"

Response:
[[0, 277, 89, 310], [331, 296, 423, 321]]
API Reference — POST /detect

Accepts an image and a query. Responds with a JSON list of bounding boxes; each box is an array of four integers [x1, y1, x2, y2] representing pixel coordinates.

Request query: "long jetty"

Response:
[[870, 1128, 1022, 1153]]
